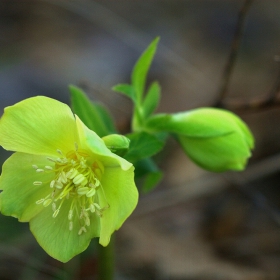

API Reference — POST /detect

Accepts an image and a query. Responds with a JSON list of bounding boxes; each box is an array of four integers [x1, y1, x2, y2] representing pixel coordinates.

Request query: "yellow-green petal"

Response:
[[0, 152, 54, 221], [75, 115, 132, 171], [30, 198, 100, 262], [98, 165, 138, 246], [0, 96, 79, 156]]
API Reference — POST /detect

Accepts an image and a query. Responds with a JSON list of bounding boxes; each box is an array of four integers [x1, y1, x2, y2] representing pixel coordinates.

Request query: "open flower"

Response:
[[0, 96, 138, 262]]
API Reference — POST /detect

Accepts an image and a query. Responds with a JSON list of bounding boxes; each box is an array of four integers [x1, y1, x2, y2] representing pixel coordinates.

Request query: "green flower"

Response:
[[0, 96, 138, 262]]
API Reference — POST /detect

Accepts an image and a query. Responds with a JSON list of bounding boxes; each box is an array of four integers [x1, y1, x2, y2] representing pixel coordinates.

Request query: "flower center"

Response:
[[33, 147, 107, 235]]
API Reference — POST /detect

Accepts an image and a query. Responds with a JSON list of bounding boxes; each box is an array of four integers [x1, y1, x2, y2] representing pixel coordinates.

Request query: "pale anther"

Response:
[[77, 187, 89, 195], [90, 204, 95, 212], [94, 203, 101, 210], [57, 149, 63, 155], [55, 181, 63, 189], [68, 168, 78, 179], [45, 165, 53, 170], [59, 171, 67, 184], [73, 174, 86, 185], [36, 168, 44, 173], [53, 209, 60, 218], [43, 199, 52, 207], [50, 180, 55, 188], [33, 181, 42, 186], [36, 199, 44, 204], [69, 221, 73, 231], [86, 188, 96, 197], [78, 227, 87, 235], [32, 165, 38, 169], [52, 203, 56, 212], [68, 209, 73, 220], [94, 178, 100, 187], [85, 216, 90, 226], [46, 157, 56, 162]]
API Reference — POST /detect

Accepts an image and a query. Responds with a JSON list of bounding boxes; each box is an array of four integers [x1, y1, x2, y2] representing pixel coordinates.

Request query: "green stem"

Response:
[[97, 235, 115, 280]]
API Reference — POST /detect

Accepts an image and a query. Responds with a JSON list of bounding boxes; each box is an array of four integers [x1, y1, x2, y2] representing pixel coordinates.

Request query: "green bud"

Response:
[[102, 134, 130, 156], [163, 108, 254, 172], [146, 108, 254, 172]]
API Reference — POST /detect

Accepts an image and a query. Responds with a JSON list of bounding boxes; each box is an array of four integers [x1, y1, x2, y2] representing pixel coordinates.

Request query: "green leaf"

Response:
[[69, 85, 116, 137], [112, 83, 136, 103], [124, 131, 165, 163], [134, 158, 163, 193], [142, 81, 161, 119], [142, 170, 163, 193], [94, 103, 117, 134], [132, 37, 160, 104]]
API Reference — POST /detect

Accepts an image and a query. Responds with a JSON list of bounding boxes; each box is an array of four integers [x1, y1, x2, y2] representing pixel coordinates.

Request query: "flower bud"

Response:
[[102, 134, 130, 156], [165, 108, 254, 172]]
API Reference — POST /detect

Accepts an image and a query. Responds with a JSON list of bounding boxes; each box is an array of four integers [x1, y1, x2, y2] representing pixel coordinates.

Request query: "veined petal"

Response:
[[0, 96, 79, 156], [75, 115, 132, 171], [0, 153, 55, 221], [30, 198, 100, 263], [98, 165, 138, 246]]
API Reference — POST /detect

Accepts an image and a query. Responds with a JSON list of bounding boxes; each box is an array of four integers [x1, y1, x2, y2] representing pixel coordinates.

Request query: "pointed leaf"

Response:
[[94, 103, 117, 134], [69, 85, 116, 137], [112, 83, 136, 103], [142, 81, 161, 119], [132, 37, 160, 104], [134, 158, 163, 193]]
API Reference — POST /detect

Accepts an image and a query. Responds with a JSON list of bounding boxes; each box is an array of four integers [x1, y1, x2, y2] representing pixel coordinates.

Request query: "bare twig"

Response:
[[216, 0, 254, 107], [220, 56, 280, 111]]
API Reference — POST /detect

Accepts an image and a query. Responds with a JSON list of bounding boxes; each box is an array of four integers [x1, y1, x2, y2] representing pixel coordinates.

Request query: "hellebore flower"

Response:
[[0, 96, 138, 262]]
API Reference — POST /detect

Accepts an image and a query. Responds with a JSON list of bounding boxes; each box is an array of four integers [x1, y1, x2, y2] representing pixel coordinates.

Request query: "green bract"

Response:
[[0, 96, 138, 262]]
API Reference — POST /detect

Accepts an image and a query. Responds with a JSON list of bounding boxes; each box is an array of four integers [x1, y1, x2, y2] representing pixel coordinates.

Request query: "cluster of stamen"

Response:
[[33, 146, 108, 235]]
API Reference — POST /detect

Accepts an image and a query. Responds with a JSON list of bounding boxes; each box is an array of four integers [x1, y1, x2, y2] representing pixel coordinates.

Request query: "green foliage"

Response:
[[142, 81, 161, 119], [134, 158, 163, 193], [69, 85, 116, 137], [124, 132, 165, 163], [131, 37, 160, 104], [111, 83, 136, 103]]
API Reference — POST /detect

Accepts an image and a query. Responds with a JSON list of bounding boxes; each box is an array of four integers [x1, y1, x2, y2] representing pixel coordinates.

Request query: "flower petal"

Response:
[[178, 132, 251, 172], [75, 115, 132, 171], [0, 96, 79, 156], [30, 198, 100, 262], [98, 165, 138, 246], [0, 152, 55, 221]]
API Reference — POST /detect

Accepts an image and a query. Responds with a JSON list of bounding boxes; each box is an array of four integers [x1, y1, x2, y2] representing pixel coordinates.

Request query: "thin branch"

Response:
[[220, 55, 280, 111], [216, 0, 254, 107]]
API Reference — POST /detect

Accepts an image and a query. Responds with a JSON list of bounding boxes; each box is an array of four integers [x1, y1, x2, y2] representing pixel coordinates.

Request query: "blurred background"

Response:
[[0, 0, 280, 279]]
